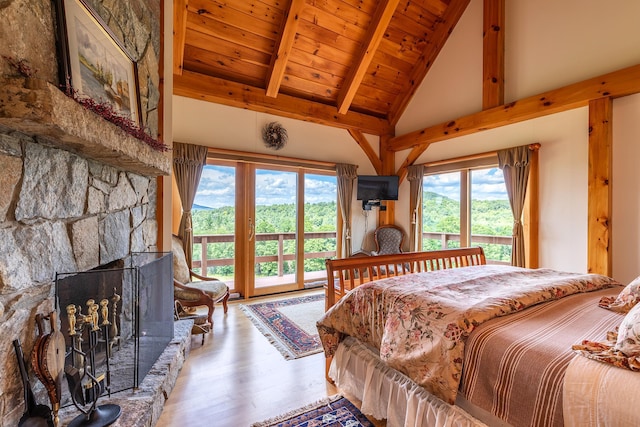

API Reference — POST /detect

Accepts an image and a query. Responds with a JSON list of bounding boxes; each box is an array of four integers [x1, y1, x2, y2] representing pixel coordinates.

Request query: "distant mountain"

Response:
[[192, 203, 214, 210]]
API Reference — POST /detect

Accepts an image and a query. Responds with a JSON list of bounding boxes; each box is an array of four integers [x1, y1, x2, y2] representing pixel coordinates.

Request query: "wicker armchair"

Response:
[[171, 235, 229, 326]]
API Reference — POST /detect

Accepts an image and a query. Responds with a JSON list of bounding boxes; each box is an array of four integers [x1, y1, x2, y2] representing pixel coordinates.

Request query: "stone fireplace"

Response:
[[0, 0, 175, 425]]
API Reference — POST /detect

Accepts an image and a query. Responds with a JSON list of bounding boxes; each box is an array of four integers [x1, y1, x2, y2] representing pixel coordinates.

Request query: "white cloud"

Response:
[[194, 165, 236, 208], [195, 167, 338, 208], [425, 168, 508, 201]]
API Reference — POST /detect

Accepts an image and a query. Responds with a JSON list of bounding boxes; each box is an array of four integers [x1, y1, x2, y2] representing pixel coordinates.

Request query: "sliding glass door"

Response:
[[251, 167, 299, 295], [194, 160, 337, 298], [191, 163, 237, 290]]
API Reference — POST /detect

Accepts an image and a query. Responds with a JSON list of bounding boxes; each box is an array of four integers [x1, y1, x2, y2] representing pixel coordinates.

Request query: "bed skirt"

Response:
[[329, 336, 494, 427]]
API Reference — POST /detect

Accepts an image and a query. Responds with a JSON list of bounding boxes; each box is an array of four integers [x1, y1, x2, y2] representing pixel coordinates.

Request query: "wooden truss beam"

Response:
[[389, 63, 640, 151], [174, 71, 393, 135]]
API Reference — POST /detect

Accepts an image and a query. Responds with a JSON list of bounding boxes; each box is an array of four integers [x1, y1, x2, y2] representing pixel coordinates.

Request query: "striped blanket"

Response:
[[318, 265, 620, 405], [461, 287, 623, 427]]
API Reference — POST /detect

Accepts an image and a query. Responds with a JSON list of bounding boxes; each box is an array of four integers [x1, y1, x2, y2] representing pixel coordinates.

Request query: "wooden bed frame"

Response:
[[322, 247, 486, 378], [324, 246, 487, 310]]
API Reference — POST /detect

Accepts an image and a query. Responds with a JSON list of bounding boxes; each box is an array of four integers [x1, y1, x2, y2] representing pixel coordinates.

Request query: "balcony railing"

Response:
[[423, 232, 512, 247], [191, 231, 512, 278], [191, 232, 337, 276]]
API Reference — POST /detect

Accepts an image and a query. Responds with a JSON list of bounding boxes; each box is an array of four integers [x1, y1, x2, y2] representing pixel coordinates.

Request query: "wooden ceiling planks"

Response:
[[388, 0, 471, 125], [174, 0, 473, 133]]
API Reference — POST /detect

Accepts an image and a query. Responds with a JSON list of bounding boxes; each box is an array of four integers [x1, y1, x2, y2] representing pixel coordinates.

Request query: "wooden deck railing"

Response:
[[423, 232, 512, 247], [191, 231, 512, 277], [191, 232, 338, 276]]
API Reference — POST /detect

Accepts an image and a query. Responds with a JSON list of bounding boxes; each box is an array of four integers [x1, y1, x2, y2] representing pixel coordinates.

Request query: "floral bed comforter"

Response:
[[317, 265, 619, 404]]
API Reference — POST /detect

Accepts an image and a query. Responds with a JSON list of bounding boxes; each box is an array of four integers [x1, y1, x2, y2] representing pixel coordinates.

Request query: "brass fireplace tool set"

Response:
[[62, 290, 122, 427]]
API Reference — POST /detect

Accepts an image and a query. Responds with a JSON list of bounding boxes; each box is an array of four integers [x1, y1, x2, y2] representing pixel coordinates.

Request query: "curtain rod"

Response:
[[204, 146, 336, 171], [422, 143, 541, 168]]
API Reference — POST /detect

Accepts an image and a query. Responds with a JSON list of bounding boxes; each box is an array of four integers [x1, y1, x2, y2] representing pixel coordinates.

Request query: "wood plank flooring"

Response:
[[156, 290, 371, 427]]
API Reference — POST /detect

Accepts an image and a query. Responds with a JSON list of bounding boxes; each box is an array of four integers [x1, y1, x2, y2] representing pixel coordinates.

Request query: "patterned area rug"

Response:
[[240, 292, 325, 359], [250, 395, 374, 427]]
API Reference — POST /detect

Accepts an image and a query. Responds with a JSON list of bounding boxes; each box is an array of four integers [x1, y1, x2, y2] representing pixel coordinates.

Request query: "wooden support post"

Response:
[[483, 0, 505, 109], [587, 97, 613, 276], [379, 135, 395, 225]]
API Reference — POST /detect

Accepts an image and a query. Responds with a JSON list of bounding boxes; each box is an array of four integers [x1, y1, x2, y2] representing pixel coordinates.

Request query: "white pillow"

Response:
[[614, 302, 640, 357], [599, 276, 640, 313]]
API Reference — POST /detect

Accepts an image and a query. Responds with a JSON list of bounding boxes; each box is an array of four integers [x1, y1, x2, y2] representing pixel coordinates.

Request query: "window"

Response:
[[423, 172, 461, 250], [469, 168, 512, 263], [422, 165, 512, 263]]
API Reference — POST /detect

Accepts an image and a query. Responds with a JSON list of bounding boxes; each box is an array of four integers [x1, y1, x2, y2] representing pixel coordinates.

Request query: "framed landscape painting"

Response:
[[56, 0, 141, 124]]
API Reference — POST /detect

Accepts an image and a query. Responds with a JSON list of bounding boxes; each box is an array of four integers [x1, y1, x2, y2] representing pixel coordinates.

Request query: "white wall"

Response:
[[506, 0, 640, 102], [613, 93, 640, 284], [395, 0, 640, 276]]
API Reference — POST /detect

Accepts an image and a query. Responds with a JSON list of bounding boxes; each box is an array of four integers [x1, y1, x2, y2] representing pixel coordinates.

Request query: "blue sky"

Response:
[[195, 165, 507, 209], [195, 166, 338, 208], [424, 168, 508, 201]]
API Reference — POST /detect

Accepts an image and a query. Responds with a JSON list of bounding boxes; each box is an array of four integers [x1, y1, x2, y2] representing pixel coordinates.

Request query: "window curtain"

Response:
[[407, 164, 425, 252], [336, 164, 357, 258], [173, 142, 209, 267], [498, 145, 531, 267]]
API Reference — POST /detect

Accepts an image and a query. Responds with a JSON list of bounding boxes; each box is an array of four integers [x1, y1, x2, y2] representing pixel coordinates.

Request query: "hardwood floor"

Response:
[[157, 290, 344, 427]]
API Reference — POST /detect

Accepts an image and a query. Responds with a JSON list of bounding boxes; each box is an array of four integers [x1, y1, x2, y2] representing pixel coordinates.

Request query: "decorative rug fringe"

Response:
[[239, 303, 298, 359], [249, 395, 343, 427], [239, 293, 324, 360]]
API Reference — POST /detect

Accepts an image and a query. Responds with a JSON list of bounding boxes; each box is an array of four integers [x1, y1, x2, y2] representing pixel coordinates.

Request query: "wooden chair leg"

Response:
[[221, 291, 229, 314], [205, 300, 214, 324]]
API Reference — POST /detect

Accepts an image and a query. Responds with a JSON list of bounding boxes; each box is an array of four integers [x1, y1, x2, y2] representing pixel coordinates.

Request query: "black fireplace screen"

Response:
[[55, 252, 173, 407]]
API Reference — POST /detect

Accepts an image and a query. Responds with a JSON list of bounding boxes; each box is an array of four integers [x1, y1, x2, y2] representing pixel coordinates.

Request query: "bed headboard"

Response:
[[324, 247, 486, 310]]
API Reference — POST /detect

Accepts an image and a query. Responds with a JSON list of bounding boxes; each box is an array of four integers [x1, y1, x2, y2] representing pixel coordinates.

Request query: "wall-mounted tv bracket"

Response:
[[362, 200, 386, 211]]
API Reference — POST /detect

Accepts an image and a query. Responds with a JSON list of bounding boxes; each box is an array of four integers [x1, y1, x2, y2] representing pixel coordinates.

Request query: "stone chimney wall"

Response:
[[0, 129, 160, 424], [0, 0, 162, 425]]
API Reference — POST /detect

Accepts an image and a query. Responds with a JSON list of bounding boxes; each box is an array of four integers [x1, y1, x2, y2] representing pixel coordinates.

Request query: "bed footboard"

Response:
[[324, 247, 486, 310]]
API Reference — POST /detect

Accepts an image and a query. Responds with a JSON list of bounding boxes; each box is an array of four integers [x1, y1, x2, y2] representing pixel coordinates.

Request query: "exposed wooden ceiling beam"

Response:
[[265, 0, 306, 98], [336, 0, 400, 115], [174, 70, 393, 135], [173, 0, 189, 75], [388, 0, 471, 126], [483, 0, 505, 109], [396, 144, 431, 183], [389, 63, 640, 151], [347, 129, 382, 174]]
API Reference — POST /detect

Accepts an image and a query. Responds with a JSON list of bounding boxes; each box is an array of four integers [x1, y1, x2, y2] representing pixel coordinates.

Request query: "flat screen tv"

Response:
[[356, 175, 399, 201]]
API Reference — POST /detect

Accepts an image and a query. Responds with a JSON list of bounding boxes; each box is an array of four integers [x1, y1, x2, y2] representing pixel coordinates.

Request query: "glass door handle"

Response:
[[248, 218, 255, 241]]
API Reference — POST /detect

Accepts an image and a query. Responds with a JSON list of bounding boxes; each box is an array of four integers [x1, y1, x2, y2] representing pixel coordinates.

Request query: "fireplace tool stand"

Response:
[[65, 299, 121, 427]]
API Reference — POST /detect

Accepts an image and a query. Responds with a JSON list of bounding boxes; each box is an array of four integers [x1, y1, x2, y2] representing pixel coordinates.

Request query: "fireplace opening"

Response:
[[54, 252, 173, 408]]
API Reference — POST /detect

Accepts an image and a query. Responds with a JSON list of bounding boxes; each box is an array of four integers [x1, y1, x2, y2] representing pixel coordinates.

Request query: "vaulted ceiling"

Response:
[[173, 0, 471, 137]]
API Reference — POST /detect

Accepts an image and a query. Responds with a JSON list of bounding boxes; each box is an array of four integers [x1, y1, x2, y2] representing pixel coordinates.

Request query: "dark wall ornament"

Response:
[[262, 122, 288, 150]]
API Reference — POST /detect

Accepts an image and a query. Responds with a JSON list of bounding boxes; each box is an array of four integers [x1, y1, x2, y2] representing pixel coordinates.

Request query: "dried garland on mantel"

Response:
[[64, 87, 169, 152], [2, 55, 169, 152]]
